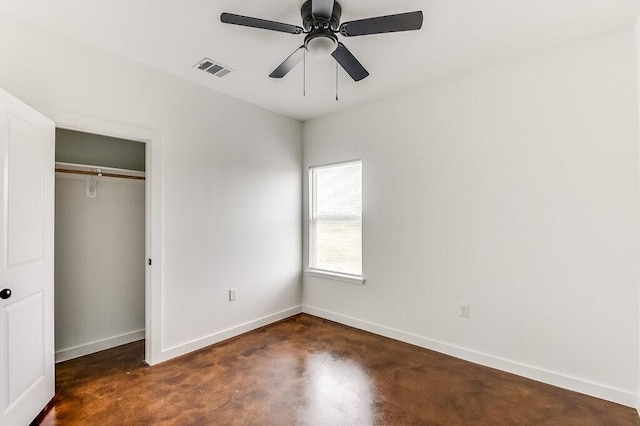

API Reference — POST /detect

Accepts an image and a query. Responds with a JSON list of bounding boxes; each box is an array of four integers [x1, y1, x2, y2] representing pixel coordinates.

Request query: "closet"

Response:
[[54, 128, 146, 362]]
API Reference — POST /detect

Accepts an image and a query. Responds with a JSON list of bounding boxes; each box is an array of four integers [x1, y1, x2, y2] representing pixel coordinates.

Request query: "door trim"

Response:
[[53, 112, 163, 366]]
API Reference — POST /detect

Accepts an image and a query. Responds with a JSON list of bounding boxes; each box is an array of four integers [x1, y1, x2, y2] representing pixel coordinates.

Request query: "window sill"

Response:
[[305, 269, 365, 285]]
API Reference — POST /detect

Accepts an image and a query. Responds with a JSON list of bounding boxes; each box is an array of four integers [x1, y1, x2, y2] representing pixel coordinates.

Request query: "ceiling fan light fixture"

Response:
[[306, 36, 337, 55], [304, 31, 338, 56]]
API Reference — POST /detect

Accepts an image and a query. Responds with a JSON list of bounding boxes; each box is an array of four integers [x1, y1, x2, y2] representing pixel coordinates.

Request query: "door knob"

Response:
[[0, 289, 11, 299]]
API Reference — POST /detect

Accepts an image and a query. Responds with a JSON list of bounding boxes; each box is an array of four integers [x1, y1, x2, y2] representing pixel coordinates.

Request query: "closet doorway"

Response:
[[54, 128, 146, 363]]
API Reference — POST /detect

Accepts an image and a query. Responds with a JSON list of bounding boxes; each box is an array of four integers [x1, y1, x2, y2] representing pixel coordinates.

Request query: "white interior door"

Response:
[[0, 89, 55, 426]]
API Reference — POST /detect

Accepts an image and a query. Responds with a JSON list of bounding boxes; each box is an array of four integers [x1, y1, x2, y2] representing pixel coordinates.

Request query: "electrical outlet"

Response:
[[229, 288, 237, 301], [459, 303, 469, 318]]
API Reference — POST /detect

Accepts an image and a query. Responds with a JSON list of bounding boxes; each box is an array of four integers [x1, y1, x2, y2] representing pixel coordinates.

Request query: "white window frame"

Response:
[[306, 159, 364, 285]]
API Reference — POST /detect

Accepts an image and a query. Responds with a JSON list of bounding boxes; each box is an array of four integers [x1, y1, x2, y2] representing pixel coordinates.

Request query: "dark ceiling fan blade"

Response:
[[339, 11, 423, 37], [312, 0, 335, 20], [221, 13, 303, 35], [331, 43, 369, 82], [269, 46, 305, 78]]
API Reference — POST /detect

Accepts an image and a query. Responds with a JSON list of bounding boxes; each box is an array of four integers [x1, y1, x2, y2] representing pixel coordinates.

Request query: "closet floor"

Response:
[[35, 314, 639, 425]]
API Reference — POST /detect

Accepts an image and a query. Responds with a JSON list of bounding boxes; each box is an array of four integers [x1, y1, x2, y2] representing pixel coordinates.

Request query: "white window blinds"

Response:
[[310, 160, 362, 276]]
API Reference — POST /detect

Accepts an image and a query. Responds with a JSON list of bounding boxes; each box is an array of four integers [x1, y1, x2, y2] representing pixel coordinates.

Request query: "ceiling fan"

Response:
[[220, 0, 423, 82]]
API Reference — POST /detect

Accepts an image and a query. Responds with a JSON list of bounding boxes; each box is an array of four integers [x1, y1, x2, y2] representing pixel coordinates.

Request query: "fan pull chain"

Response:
[[303, 48, 306, 97], [335, 62, 339, 101]]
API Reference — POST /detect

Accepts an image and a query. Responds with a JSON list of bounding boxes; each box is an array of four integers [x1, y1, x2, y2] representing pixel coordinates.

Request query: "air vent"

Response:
[[194, 58, 234, 78]]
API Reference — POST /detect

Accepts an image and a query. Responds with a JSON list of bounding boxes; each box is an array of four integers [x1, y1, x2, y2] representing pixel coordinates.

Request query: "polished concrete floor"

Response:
[[36, 314, 639, 425]]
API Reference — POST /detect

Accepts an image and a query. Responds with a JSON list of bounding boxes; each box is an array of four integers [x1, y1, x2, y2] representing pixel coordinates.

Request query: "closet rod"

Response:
[[55, 168, 145, 181]]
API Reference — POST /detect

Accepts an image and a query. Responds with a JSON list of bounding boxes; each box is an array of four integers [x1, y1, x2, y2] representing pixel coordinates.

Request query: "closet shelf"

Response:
[[55, 162, 145, 181]]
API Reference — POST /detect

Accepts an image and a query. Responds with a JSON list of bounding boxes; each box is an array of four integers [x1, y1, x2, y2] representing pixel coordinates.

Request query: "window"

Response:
[[308, 160, 363, 283]]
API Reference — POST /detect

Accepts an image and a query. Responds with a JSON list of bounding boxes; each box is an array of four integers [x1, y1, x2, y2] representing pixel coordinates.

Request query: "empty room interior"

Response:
[[1, 0, 640, 424]]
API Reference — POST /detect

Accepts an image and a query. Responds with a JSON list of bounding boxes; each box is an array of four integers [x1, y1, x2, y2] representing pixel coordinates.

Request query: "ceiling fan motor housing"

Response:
[[301, 0, 342, 31]]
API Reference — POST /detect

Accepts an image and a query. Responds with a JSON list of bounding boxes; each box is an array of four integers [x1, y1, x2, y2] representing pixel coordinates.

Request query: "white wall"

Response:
[[636, 17, 640, 417], [303, 30, 640, 406], [0, 14, 303, 363], [55, 175, 145, 361]]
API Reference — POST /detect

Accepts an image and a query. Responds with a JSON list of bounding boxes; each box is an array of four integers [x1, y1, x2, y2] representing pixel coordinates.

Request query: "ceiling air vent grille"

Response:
[[194, 58, 233, 78]]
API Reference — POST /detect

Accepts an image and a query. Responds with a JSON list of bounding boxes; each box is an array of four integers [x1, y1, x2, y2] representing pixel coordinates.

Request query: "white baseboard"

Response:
[[303, 305, 637, 408], [155, 305, 303, 365], [56, 329, 145, 363]]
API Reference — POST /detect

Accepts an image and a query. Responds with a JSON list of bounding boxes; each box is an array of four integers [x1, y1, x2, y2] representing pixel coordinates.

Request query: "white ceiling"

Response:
[[1, 0, 639, 121]]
